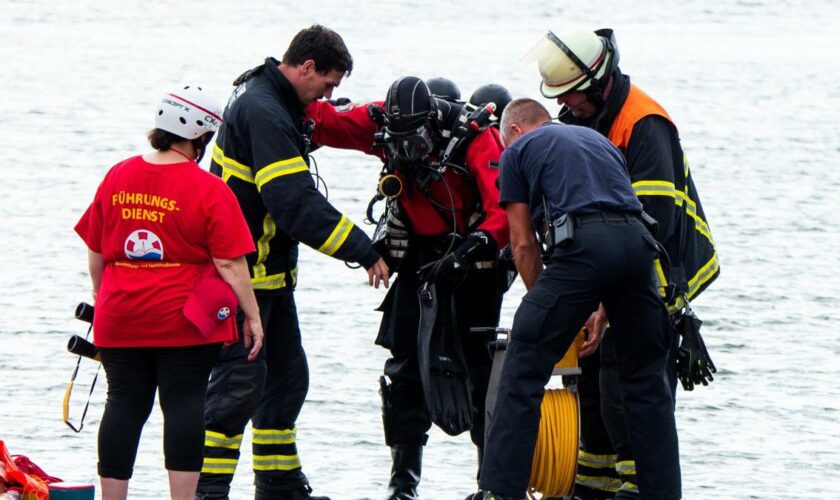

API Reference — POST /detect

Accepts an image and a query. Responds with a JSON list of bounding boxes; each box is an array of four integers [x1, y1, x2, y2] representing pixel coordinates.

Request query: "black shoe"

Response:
[[255, 484, 330, 500]]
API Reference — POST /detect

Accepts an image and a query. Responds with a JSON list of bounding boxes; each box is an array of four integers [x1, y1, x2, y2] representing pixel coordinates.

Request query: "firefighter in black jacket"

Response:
[[196, 25, 388, 500], [530, 28, 720, 498]]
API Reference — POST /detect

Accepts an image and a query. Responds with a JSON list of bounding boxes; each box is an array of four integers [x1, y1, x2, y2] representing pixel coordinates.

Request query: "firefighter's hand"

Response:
[[243, 316, 264, 362], [367, 257, 390, 289], [579, 303, 607, 357]]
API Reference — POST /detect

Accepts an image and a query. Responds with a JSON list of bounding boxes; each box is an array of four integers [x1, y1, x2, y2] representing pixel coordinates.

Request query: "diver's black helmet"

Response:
[[469, 83, 513, 119], [425, 77, 461, 102], [383, 76, 438, 161], [384, 76, 438, 134]]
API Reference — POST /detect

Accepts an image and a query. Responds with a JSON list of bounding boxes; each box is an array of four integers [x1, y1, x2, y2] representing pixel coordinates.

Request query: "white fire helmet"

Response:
[[522, 29, 614, 98], [155, 85, 223, 140]]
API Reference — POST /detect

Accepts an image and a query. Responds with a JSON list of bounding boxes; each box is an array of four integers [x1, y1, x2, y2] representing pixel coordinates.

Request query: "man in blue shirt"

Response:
[[470, 98, 680, 500]]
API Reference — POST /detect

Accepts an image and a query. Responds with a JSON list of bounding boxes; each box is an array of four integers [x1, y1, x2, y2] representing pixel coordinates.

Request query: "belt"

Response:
[[573, 211, 638, 227]]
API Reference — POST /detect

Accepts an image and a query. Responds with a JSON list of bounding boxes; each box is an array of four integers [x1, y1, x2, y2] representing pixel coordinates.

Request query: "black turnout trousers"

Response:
[[479, 217, 681, 500], [198, 291, 311, 495]]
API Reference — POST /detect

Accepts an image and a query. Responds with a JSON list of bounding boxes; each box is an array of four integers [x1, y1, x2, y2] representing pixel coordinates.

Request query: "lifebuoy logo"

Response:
[[124, 229, 164, 260]]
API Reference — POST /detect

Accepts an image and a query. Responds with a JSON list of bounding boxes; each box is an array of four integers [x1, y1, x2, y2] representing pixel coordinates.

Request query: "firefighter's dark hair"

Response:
[[283, 25, 353, 76]]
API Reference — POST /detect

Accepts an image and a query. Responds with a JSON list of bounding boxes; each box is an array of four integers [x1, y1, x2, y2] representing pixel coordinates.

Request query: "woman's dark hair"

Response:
[[282, 24, 353, 76], [148, 128, 213, 159], [147, 128, 181, 151]]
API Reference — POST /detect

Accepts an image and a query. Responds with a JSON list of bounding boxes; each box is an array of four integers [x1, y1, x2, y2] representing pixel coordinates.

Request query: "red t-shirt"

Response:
[[75, 155, 255, 347]]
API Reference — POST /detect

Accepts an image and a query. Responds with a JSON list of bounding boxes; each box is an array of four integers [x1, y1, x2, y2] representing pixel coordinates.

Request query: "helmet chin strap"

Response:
[[193, 133, 215, 163]]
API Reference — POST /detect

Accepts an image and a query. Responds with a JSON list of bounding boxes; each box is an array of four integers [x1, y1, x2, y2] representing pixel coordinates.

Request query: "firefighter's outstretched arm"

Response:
[[249, 110, 387, 284]]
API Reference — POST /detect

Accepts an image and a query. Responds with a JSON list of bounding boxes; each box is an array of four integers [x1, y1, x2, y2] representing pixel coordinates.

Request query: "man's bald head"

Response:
[[499, 98, 552, 146]]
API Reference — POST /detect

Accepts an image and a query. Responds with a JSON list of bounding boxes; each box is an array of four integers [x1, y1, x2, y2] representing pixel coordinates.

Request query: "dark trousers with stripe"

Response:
[[197, 291, 311, 496], [595, 324, 680, 498], [479, 219, 681, 500], [574, 349, 621, 499]]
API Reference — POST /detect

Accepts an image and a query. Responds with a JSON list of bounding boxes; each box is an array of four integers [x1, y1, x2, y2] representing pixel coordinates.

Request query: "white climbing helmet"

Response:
[[155, 85, 223, 140]]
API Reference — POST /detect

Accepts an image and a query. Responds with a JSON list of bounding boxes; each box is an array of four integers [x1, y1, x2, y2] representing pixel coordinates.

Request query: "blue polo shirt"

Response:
[[499, 122, 642, 229]]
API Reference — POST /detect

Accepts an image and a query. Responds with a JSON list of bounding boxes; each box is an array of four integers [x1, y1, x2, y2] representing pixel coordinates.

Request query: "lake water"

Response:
[[1, 1, 838, 498]]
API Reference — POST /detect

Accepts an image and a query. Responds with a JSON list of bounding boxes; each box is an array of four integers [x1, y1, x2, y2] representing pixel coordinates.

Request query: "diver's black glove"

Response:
[[429, 231, 495, 288], [328, 97, 352, 106], [675, 304, 717, 391]]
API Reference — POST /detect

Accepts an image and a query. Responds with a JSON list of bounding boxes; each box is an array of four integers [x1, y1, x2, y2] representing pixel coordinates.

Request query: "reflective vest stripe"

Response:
[[254, 157, 308, 191], [201, 457, 238, 475], [575, 474, 621, 493], [251, 267, 297, 290], [317, 215, 354, 256], [252, 454, 301, 471], [214, 145, 255, 183], [253, 427, 296, 445], [204, 430, 243, 449]]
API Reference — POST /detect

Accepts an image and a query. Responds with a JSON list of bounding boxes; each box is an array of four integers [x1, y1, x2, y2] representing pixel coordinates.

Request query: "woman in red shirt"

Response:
[[75, 85, 263, 500]]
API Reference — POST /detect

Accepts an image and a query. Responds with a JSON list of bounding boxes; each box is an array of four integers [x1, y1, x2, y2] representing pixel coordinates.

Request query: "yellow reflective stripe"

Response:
[[633, 180, 675, 198], [253, 427, 296, 445], [678, 190, 714, 242], [201, 457, 238, 474], [616, 460, 636, 475], [251, 267, 297, 291], [204, 430, 243, 449], [619, 481, 639, 493], [317, 215, 354, 256], [214, 144, 255, 183], [575, 474, 621, 493], [252, 454, 301, 471], [253, 214, 276, 278], [254, 157, 308, 191], [687, 252, 720, 301], [578, 450, 617, 468]]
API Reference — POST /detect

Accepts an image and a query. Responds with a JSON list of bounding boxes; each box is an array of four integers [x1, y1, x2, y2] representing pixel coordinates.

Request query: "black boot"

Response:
[[385, 445, 422, 500]]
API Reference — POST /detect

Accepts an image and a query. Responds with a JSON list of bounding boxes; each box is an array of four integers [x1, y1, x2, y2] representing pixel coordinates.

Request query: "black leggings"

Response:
[[97, 343, 221, 479]]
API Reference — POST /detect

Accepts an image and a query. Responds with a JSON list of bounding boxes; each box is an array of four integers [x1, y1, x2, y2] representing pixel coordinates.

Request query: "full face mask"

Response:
[[383, 123, 436, 162]]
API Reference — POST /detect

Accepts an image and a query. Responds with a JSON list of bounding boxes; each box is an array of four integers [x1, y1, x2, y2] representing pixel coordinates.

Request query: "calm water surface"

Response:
[[1, 1, 838, 498]]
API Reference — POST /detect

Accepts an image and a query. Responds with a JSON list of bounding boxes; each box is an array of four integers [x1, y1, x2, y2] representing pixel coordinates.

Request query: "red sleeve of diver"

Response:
[[305, 100, 383, 154]]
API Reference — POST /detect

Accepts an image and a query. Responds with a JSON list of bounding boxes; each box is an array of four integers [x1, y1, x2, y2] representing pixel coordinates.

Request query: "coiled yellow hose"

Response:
[[527, 387, 579, 498]]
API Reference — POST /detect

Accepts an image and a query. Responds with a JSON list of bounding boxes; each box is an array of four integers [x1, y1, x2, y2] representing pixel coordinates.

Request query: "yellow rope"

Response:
[[528, 388, 579, 498]]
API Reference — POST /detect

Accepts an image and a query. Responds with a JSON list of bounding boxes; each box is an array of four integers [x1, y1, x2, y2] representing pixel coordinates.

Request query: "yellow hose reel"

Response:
[[485, 329, 584, 499]]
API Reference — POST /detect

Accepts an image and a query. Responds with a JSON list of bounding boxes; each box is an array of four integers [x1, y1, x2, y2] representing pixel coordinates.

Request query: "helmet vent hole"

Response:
[[179, 117, 187, 125], [158, 110, 163, 116], [196, 120, 204, 127]]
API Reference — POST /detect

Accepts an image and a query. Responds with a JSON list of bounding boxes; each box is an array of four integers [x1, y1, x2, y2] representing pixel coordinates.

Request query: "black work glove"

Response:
[[675, 306, 717, 391], [425, 231, 495, 288]]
